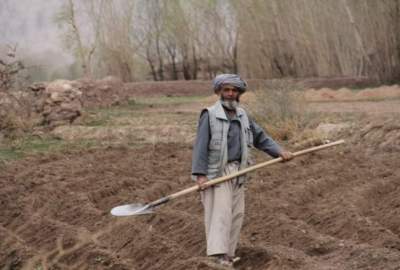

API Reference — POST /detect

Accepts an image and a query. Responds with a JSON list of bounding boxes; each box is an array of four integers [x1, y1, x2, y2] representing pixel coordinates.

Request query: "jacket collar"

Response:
[[214, 100, 244, 120]]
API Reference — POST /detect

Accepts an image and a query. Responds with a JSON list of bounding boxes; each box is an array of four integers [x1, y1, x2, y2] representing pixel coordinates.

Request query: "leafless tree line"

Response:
[[235, 0, 400, 83], [56, 0, 400, 83]]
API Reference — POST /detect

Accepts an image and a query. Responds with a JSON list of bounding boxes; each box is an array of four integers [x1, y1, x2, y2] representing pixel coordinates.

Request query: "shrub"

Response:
[[0, 90, 37, 140], [0, 111, 33, 140], [243, 79, 315, 141]]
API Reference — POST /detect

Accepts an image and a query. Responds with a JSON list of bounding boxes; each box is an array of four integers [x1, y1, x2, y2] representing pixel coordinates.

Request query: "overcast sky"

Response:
[[0, 0, 71, 65]]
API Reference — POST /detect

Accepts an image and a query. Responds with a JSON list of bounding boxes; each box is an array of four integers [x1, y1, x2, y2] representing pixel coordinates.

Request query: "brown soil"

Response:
[[22, 77, 396, 112], [1, 81, 400, 270], [304, 85, 400, 102], [308, 99, 400, 114]]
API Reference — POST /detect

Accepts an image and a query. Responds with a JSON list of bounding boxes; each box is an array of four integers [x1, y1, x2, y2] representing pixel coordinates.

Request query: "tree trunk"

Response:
[[146, 48, 158, 81], [155, 37, 164, 81], [191, 44, 198, 80], [341, 0, 377, 80], [232, 34, 238, 74], [182, 55, 192, 80]]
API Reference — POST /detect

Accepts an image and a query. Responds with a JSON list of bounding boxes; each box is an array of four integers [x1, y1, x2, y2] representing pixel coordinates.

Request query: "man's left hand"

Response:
[[279, 150, 294, 162]]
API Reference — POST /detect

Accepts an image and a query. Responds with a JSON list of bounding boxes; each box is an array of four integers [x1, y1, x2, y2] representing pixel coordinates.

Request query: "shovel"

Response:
[[111, 139, 344, 216]]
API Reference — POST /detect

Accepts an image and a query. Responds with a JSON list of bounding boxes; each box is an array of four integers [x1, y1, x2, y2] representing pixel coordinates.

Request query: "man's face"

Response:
[[220, 85, 240, 101]]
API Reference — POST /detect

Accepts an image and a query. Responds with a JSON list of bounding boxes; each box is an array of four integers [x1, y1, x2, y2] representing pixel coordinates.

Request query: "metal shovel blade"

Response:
[[110, 203, 154, 216]]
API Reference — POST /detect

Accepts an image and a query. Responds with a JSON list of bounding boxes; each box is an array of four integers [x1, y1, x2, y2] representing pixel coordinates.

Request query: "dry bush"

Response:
[[288, 128, 329, 150], [0, 46, 35, 140], [0, 90, 38, 140], [243, 80, 317, 141], [0, 111, 33, 140]]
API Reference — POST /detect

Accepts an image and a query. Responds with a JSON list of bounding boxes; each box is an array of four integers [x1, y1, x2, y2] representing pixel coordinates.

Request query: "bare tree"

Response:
[[53, 0, 400, 82], [232, 0, 400, 82], [55, 0, 97, 78], [91, 0, 139, 81], [0, 44, 25, 91]]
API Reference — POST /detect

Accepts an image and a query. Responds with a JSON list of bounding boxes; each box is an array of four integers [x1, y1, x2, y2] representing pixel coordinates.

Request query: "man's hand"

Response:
[[196, 175, 208, 191], [279, 150, 294, 162]]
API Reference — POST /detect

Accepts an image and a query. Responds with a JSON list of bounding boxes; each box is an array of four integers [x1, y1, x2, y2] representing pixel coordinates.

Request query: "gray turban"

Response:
[[212, 74, 247, 93]]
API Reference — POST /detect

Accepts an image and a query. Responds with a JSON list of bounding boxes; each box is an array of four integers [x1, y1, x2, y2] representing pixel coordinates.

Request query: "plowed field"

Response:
[[1, 83, 400, 270]]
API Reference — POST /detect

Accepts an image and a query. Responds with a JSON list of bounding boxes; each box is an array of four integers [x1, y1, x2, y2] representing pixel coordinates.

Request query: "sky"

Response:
[[0, 0, 72, 67]]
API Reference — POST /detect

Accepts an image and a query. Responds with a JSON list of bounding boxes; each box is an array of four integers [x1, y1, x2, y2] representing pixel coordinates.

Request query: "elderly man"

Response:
[[192, 74, 293, 267]]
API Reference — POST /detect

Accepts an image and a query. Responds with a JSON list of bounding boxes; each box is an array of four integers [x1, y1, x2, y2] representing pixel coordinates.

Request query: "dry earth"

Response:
[[1, 82, 400, 270]]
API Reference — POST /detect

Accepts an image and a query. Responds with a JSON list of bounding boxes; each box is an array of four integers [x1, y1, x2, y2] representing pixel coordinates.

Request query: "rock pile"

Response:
[[0, 77, 131, 139], [37, 80, 83, 128]]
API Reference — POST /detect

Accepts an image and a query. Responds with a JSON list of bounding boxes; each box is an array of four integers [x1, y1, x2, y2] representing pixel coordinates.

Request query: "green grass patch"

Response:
[[0, 148, 24, 161], [0, 136, 99, 163], [0, 95, 203, 165], [132, 95, 203, 105], [81, 96, 202, 128]]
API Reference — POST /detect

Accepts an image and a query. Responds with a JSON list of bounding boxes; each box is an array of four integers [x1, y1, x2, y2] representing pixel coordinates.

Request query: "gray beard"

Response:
[[221, 99, 239, 111]]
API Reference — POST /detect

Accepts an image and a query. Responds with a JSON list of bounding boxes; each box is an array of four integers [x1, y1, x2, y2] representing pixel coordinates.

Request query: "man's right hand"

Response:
[[196, 175, 208, 191]]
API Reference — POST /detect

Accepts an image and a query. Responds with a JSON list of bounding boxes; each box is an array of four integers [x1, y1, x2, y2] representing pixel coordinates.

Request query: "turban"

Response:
[[212, 74, 247, 93]]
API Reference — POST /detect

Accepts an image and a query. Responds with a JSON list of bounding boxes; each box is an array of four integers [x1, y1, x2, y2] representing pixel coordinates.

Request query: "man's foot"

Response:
[[229, 256, 240, 264], [202, 254, 233, 269], [214, 254, 233, 267]]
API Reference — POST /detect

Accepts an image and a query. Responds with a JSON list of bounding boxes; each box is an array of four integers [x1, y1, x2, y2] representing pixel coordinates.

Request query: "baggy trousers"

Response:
[[201, 162, 245, 257]]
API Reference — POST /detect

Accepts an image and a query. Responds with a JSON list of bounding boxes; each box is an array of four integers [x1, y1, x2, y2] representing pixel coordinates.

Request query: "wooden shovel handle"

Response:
[[168, 139, 345, 201]]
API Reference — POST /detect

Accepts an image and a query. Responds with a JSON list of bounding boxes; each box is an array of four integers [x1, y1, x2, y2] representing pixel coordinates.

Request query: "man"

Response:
[[191, 74, 293, 268]]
